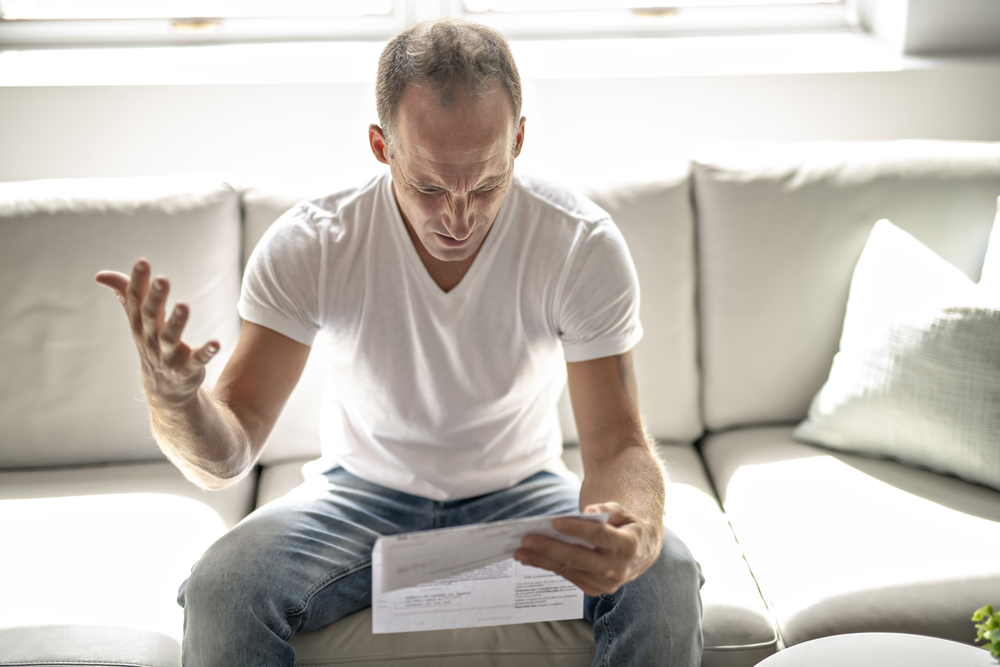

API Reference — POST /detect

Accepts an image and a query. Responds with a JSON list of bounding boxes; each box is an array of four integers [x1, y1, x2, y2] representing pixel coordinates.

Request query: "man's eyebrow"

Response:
[[409, 175, 508, 191], [474, 177, 508, 190], [409, 180, 443, 190]]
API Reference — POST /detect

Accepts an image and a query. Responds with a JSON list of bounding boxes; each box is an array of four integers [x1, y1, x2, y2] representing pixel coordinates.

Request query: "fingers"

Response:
[[513, 541, 609, 597], [530, 527, 617, 564], [551, 515, 612, 550], [519, 533, 603, 573], [160, 305, 220, 370], [97, 259, 219, 407], [126, 260, 151, 333], [515, 506, 643, 597], [103, 260, 178, 351], [158, 302, 188, 362], [191, 340, 221, 366], [142, 276, 169, 342], [549, 504, 630, 551], [97, 258, 218, 371], [584, 502, 630, 527], [96, 260, 156, 338]]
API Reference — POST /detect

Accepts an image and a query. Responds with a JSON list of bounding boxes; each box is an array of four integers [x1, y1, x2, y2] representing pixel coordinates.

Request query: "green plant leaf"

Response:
[[972, 602, 1000, 658]]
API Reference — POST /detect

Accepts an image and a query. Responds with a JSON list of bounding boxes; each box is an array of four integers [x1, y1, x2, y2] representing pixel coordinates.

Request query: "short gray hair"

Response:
[[375, 18, 522, 155]]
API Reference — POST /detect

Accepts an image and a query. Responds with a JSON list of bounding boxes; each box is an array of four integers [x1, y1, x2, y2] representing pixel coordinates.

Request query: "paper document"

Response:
[[376, 512, 608, 592], [372, 513, 608, 634]]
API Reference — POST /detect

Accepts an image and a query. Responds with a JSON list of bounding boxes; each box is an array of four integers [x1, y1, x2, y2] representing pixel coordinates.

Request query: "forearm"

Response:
[[524, 351, 664, 593], [148, 386, 253, 491], [580, 439, 666, 556]]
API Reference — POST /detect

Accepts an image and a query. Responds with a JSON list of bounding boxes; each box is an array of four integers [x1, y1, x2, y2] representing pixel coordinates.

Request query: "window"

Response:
[[0, 0, 404, 46], [0, 0, 851, 47], [458, 0, 849, 37], [0, 0, 394, 20]]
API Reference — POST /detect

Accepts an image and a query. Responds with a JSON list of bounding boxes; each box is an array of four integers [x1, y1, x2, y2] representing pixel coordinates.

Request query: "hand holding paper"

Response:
[[372, 513, 608, 634], [376, 512, 608, 593], [514, 501, 662, 597]]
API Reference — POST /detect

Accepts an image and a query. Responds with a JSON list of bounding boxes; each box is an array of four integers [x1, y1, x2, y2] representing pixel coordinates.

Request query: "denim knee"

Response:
[[585, 527, 704, 667]]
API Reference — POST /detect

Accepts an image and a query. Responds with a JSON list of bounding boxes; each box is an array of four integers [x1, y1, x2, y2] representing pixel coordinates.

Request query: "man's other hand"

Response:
[[513, 501, 662, 597], [95, 258, 220, 409]]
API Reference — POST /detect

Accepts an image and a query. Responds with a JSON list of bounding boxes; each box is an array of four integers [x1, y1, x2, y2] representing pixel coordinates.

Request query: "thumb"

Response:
[[585, 502, 630, 527], [95, 271, 129, 304]]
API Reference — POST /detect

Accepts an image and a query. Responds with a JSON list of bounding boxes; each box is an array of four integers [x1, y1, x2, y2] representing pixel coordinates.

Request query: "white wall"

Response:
[[2, 36, 999, 188], [859, 0, 1000, 55]]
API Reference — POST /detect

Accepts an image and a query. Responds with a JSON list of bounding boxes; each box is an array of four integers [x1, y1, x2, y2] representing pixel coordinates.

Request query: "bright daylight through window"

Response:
[[467, 0, 840, 8], [0, 0, 848, 45], [0, 0, 393, 19]]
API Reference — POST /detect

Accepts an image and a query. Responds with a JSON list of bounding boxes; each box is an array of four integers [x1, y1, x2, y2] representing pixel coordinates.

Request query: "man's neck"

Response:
[[400, 216, 480, 293]]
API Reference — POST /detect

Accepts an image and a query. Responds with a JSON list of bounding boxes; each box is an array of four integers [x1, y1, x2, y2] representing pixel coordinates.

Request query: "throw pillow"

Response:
[[793, 217, 1000, 491], [981, 196, 1000, 288]]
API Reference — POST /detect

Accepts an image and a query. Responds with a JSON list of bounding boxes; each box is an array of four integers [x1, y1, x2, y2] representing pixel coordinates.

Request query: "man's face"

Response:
[[370, 82, 524, 264]]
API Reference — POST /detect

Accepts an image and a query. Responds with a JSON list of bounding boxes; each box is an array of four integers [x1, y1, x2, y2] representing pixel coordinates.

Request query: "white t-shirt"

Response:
[[239, 171, 642, 500]]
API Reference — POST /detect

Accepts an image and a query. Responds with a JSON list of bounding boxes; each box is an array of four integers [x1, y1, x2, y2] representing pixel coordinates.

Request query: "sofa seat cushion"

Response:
[[0, 625, 180, 667], [289, 610, 594, 667], [259, 444, 777, 667], [0, 461, 256, 644], [701, 426, 1000, 648]]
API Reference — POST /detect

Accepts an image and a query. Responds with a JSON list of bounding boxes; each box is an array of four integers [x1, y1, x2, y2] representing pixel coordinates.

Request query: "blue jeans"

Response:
[[177, 468, 704, 666]]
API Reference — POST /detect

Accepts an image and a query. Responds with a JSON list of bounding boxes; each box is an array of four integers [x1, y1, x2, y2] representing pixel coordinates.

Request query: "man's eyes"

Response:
[[415, 185, 499, 197]]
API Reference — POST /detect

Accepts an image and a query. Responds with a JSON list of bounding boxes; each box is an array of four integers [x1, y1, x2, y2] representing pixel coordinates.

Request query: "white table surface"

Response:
[[757, 633, 995, 667]]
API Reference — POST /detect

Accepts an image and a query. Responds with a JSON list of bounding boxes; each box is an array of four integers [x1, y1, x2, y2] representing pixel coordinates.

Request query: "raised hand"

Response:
[[95, 259, 220, 409]]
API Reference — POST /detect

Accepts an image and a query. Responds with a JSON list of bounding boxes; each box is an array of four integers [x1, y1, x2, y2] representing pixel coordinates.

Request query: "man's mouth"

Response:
[[435, 232, 472, 248]]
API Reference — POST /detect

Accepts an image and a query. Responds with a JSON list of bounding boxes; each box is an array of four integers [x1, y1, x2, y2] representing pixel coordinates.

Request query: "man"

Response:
[[96, 18, 703, 666]]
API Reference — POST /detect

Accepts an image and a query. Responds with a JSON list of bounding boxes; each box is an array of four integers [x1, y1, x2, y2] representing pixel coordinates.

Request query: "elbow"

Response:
[[168, 447, 255, 492], [200, 476, 243, 492], [184, 464, 252, 492]]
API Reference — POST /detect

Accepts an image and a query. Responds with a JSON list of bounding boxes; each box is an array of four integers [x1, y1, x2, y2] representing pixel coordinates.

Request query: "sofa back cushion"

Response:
[[240, 181, 331, 465], [694, 140, 1000, 431], [241, 165, 701, 465], [586, 168, 701, 443], [0, 175, 242, 467]]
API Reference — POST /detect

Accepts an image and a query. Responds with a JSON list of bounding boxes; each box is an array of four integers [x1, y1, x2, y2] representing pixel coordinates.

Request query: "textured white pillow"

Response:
[[981, 197, 1000, 288], [794, 216, 1000, 491]]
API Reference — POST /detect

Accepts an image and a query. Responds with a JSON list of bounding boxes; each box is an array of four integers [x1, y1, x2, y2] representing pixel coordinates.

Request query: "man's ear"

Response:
[[369, 124, 390, 165], [513, 116, 526, 158]]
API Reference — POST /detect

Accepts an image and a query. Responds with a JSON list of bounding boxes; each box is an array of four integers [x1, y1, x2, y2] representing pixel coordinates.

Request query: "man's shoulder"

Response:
[[293, 171, 387, 224], [253, 172, 388, 261], [512, 172, 610, 227]]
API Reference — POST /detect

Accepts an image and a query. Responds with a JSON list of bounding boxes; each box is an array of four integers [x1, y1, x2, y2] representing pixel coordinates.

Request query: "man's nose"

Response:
[[444, 198, 475, 240]]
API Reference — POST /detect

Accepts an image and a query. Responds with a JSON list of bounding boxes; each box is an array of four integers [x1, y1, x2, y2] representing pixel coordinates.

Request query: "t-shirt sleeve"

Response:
[[237, 205, 324, 347], [557, 219, 643, 363]]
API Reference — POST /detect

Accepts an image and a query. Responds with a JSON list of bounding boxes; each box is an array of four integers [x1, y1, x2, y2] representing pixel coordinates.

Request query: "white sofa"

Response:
[[1, 140, 998, 667]]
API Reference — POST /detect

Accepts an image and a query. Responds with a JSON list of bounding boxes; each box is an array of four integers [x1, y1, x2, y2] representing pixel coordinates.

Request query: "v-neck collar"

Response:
[[384, 172, 514, 301]]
